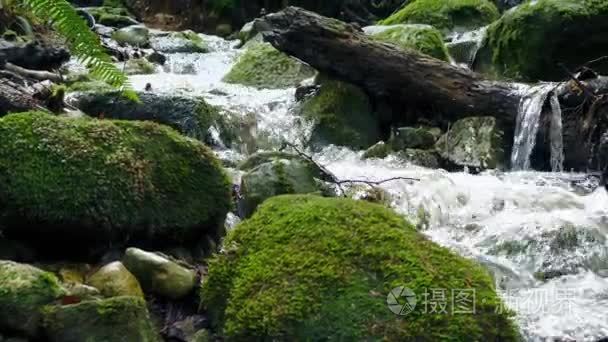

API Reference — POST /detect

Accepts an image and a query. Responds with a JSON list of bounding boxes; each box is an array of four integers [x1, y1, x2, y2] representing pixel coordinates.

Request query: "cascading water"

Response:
[[446, 26, 488, 68], [549, 92, 565, 172], [125, 29, 608, 341]]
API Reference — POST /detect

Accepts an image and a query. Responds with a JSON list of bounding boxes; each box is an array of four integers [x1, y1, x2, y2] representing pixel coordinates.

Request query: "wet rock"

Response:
[[165, 316, 208, 342], [202, 195, 519, 341], [380, 0, 499, 34], [42, 296, 161, 342], [369, 24, 450, 61], [87, 262, 144, 298], [223, 42, 315, 89], [124, 57, 156, 74], [435, 116, 505, 169], [0, 112, 231, 258], [0, 40, 70, 71], [146, 51, 166, 65], [98, 14, 139, 28], [237, 20, 257, 45], [362, 141, 392, 159], [122, 248, 197, 299], [474, 0, 608, 81], [299, 77, 380, 150], [391, 126, 440, 149], [112, 25, 149, 47], [149, 31, 208, 53], [396, 148, 441, 168], [0, 261, 65, 337]]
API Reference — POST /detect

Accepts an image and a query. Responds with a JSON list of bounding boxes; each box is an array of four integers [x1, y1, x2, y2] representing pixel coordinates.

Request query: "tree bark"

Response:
[[0, 76, 44, 115]]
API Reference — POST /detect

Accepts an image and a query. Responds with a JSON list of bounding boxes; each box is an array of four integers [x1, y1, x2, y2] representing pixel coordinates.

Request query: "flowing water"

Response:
[[125, 31, 608, 341]]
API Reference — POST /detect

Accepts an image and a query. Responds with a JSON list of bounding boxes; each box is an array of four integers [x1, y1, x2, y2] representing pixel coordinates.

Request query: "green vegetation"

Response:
[[380, 0, 499, 33], [0, 112, 231, 249], [371, 24, 450, 61], [202, 195, 519, 340]]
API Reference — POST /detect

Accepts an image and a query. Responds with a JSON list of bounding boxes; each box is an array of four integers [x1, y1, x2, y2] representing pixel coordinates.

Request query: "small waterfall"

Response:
[[510, 83, 555, 170], [446, 26, 487, 68], [549, 92, 564, 172]]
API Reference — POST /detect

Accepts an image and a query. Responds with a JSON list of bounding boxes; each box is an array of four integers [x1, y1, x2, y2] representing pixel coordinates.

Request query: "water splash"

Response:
[[549, 92, 565, 172], [511, 83, 555, 170]]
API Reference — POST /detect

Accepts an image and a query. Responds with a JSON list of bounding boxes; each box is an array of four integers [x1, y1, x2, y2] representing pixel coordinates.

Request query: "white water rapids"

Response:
[[126, 31, 608, 341]]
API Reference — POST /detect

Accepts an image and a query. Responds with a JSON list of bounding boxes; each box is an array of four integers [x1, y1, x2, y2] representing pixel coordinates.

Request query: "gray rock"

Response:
[[112, 25, 149, 47]]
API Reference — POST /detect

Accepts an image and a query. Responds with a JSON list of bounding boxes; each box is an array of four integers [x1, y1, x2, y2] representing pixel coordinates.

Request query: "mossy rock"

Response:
[[299, 78, 380, 150], [239, 157, 324, 217], [396, 148, 441, 168], [362, 141, 392, 159], [85, 6, 131, 21], [202, 195, 519, 340], [70, 91, 221, 141], [112, 25, 149, 47], [380, 0, 499, 34], [124, 58, 156, 75], [435, 116, 504, 169], [237, 151, 318, 173], [391, 126, 441, 150], [223, 43, 316, 89], [0, 261, 65, 337], [474, 0, 608, 81], [87, 262, 144, 298], [98, 14, 138, 28], [0, 112, 231, 256], [42, 296, 161, 342], [370, 24, 450, 61], [150, 31, 208, 53]]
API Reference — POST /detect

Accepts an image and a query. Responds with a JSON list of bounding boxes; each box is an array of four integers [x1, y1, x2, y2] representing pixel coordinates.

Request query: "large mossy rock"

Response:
[[223, 43, 316, 89], [239, 154, 324, 217], [70, 91, 221, 141], [42, 296, 161, 342], [369, 24, 450, 61], [202, 195, 519, 340], [112, 25, 149, 47], [435, 116, 504, 169], [0, 261, 65, 337], [0, 112, 231, 255], [380, 0, 499, 34], [299, 78, 381, 150], [474, 0, 608, 81]]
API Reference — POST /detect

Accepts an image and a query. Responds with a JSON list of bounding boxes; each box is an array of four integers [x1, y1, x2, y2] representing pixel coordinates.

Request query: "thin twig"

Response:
[[336, 176, 420, 186]]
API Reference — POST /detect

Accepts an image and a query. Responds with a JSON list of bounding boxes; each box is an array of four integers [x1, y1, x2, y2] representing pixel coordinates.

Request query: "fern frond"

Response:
[[21, 0, 130, 89]]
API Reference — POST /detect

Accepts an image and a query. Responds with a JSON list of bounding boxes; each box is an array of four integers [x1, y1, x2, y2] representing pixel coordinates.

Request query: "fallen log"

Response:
[[256, 7, 608, 171], [4, 62, 62, 83], [0, 77, 45, 115]]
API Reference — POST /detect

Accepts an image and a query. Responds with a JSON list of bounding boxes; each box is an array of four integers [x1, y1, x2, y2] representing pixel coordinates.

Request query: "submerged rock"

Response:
[[299, 78, 380, 150], [202, 195, 519, 341], [380, 0, 499, 34], [435, 116, 504, 169], [0, 112, 231, 256], [124, 57, 156, 75], [223, 43, 315, 89], [122, 248, 197, 299], [0, 261, 65, 337], [369, 24, 450, 61], [474, 0, 608, 81], [87, 262, 144, 298], [42, 296, 161, 342]]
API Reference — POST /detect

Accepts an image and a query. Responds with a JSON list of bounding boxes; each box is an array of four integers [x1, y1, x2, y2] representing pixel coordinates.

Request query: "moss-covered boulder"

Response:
[[87, 262, 144, 298], [112, 25, 149, 47], [202, 195, 519, 340], [391, 126, 441, 150], [435, 116, 504, 169], [0, 261, 65, 337], [122, 248, 197, 300], [239, 155, 324, 217], [223, 43, 316, 89], [299, 78, 381, 150], [42, 296, 161, 342], [396, 148, 441, 168], [149, 31, 208, 53], [474, 0, 608, 81], [98, 13, 138, 28], [380, 0, 499, 34], [70, 91, 221, 141], [370, 24, 450, 61], [124, 58, 156, 75], [0, 112, 231, 255]]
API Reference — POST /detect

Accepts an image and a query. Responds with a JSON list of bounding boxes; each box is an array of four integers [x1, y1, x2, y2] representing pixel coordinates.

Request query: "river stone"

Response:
[[122, 248, 197, 299], [435, 116, 504, 169], [362, 141, 392, 159], [299, 78, 380, 150], [223, 43, 315, 89], [87, 262, 144, 298], [370, 24, 450, 61], [98, 14, 139, 28], [42, 296, 161, 342], [380, 0, 499, 34], [149, 31, 208, 53], [240, 157, 323, 217], [391, 126, 440, 149], [397, 149, 441, 168], [474, 0, 608, 81], [0, 261, 65, 337], [112, 25, 149, 47], [124, 57, 156, 75]]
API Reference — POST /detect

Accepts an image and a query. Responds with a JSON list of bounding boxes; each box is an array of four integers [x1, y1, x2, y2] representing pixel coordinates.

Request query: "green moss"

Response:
[[0, 112, 231, 250], [223, 43, 316, 89], [237, 151, 316, 172], [2, 29, 19, 41], [102, 0, 124, 7], [85, 6, 130, 21], [0, 261, 65, 337], [125, 58, 156, 75], [42, 296, 161, 342], [475, 0, 608, 81], [66, 79, 114, 93], [202, 195, 519, 341], [300, 78, 380, 150], [380, 0, 499, 33], [371, 24, 450, 61], [362, 141, 391, 159], [173, 31, 207, 52]]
